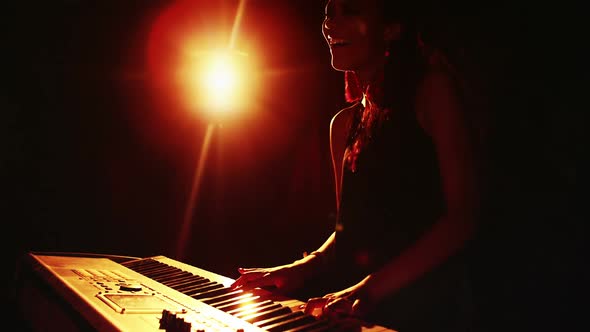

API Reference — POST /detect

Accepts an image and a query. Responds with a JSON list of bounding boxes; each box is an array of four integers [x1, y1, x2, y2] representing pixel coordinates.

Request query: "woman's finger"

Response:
[[230, 270, 266, 289], [237, 267, 263, 274], [351, 298, 365, 317], [325, 297, 354, 316], [303, 297, 329, 317], [235, 272, 276, 290]]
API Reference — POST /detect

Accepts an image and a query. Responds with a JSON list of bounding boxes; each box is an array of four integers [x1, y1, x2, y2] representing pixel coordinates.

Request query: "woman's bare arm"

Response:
[[363, 69, 480, 301]]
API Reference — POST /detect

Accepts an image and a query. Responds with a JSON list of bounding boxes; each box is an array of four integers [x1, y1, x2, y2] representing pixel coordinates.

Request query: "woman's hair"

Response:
[[343, 0, 490, 155], [343, 0, 425, 111]]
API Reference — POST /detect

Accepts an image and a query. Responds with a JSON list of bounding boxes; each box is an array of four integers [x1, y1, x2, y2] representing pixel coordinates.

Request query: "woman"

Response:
[[231, 0, 482, 331]]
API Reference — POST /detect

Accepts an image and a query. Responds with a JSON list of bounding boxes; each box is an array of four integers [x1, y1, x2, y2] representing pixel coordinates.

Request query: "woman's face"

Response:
[[322, 0, 389, 74]]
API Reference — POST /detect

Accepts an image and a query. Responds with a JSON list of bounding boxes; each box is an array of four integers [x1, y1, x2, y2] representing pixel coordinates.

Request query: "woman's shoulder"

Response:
[[330, 101, 360, 153], [335, 101, 361, 116], [418, 58, 490, 148], [330, 102, 360, 128], [416, 45, 463, 90], [418, 64, 460, 91], [414, 65, 464, 136]]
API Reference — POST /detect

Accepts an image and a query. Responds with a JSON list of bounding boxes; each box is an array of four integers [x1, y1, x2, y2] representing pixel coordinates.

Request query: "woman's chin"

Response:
[[330, 61, 352, 72]]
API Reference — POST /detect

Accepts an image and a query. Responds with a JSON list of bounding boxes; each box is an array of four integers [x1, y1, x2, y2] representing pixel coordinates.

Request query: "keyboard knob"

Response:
[[119, 283, 142, 292]]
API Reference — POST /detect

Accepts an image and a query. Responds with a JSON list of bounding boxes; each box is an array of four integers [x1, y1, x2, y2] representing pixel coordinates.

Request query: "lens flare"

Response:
[[180, 48, 257, 121], [198, 51, 246, 113], [206, 56, 236, 95]]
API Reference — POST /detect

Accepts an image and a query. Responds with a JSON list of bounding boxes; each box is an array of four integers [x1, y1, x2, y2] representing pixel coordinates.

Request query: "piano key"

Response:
[[199, 288, 244, 303], [233, 304, 282, 321], [227, 300, 275, 316], [166, 276, 209, 289], [153, 271, 193, 283], [263, 314, 322, 332], [203, 293, 260, 311], [214, 295, 262, 311], [147, 267, 186, 279], [121, 259, 162, 272], [186, 283, 226, 297], [239, 306, 292, 323], [254, 311, 305, 328], [134, 264, 179, 276], [282, 318, 331, 332], [161, 274, 206, 288], [233, 302, 282, 318], [189, 285, 234, 298], [135, 262, 190, 279], [175, 280, 217, 293]]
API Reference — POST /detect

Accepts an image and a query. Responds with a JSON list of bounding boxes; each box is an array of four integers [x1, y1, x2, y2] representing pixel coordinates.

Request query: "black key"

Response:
[[283, 319, 330, 332], [200, 289, 245, 303], [254, 311, 305, 328], [167, 276, 208, 289], [155, 271, 194, 283], [141, 266, 181, 278], [186, 283, 225, 297], [192, 286, 234, 300], [265, 315, 320, 332], [176, 280, 216, 294], [240, 306, 292, 323], [232, 302, 280, 318], [215, 295, 262, 311]]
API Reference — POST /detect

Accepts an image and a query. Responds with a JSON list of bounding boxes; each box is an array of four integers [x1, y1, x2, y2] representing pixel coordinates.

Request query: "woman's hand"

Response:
[[230, 255, 321, 295], [303, 276, 377, 320]]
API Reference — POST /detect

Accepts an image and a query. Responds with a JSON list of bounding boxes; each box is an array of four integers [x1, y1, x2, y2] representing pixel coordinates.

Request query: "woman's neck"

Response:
[[356, 62, 386, 107], [356, 66, 383, 92], [344, 60, 387, 104]]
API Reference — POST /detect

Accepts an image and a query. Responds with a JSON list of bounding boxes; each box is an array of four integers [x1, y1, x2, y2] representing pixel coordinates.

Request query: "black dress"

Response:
[[332, 100, 473, 332]]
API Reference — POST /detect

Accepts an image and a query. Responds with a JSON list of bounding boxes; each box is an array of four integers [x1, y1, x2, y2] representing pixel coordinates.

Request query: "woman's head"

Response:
[[322, 0, 413, 81]]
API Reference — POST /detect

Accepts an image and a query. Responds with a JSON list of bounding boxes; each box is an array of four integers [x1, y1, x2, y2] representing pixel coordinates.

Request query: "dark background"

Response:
[[4, 0, 587, 331], [5, 0, 342, 273]]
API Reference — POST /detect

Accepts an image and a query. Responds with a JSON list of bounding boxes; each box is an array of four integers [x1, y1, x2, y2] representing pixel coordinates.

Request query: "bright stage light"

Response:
[[202, 54, 238, 109], [182, 48, 257, 120]]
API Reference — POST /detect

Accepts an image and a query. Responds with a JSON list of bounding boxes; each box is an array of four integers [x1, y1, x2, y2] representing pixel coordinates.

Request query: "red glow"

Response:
[[144, 0, 323, 169], [147, 0, 258, 121], [184, 48, 258, 118]]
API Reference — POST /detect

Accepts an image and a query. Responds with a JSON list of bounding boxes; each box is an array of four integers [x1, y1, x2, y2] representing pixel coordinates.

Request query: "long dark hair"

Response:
[[342, 0, 490, 173], [343, 0, 427, 112], [344, 0, 489, 144]]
